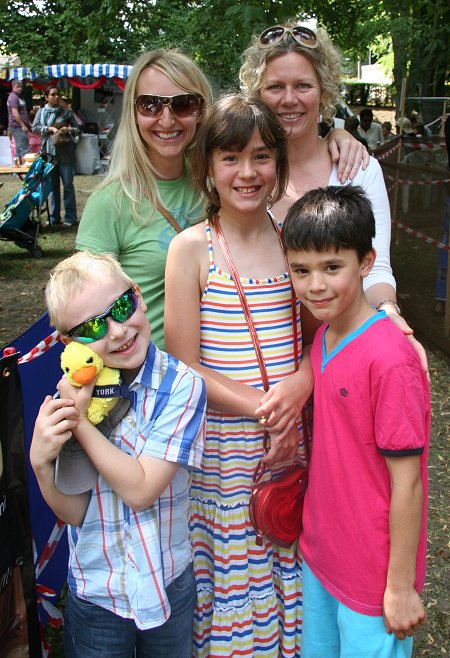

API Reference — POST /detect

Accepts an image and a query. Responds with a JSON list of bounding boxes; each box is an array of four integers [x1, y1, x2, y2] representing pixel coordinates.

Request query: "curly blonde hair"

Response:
[[98, 49, 213, 223], [239, 21, 341, 125]]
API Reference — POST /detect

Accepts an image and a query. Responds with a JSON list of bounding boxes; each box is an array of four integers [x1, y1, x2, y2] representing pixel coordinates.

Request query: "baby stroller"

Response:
[[0, 154, 55, 258]]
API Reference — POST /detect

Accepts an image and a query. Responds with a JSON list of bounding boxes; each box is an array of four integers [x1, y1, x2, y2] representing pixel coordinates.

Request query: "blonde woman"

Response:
[[240, 22, 428, 371], [76, 49, 212, 349]]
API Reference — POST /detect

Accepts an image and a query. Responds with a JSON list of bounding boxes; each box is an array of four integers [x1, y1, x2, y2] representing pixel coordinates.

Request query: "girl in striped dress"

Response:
[[165, 95, 314, 657]]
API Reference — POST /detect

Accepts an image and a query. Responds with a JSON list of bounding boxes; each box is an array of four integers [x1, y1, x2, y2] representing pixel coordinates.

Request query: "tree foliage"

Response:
[[0, 0, 448, 106]]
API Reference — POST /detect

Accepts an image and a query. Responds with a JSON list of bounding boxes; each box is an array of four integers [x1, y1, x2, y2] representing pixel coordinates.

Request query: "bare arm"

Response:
[[254, 303, 319, 437], [30, 396, 90, 526], [57, 377, 179, 512], [164, 230, 264, 417], [325, 127, 370, 182], [383, 455, 427, 640]]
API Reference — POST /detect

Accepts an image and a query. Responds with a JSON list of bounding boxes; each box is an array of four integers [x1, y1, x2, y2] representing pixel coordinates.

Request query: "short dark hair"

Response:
[[345, 116, 359, 132], [360, 108, 373, 121], [281, 185, 375, 262]]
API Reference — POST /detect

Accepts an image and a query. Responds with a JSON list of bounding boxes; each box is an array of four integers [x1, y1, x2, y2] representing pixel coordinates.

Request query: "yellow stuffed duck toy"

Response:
[[60, 342, 121, 425]]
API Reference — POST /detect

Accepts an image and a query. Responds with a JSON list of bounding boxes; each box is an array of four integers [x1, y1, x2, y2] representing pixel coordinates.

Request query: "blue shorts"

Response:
[[302, 561, 413, 658]]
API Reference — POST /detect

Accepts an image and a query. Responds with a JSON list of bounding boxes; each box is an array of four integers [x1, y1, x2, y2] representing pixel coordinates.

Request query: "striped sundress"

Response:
[[191, 219, 304, 657]]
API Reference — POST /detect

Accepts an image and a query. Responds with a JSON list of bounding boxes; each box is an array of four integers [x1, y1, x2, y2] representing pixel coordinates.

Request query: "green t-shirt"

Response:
[[76, 172, 203, 350]]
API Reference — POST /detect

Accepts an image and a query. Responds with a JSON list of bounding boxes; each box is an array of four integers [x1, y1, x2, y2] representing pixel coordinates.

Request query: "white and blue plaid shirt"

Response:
[[67, 343, 206, 629]]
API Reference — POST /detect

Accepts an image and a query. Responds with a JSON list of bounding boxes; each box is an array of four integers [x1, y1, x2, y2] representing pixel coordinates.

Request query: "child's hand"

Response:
[[255, 370, 312, 441], [30, 395, 79, 470], [261, 426, 302, 466], [382, 586, 427, 640], [57, 374, 96, 420]]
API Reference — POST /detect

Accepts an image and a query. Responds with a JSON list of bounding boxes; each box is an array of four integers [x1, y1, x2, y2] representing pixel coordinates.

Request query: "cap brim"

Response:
[[54, 398, 131, 495], [55, 437, 98, 495]]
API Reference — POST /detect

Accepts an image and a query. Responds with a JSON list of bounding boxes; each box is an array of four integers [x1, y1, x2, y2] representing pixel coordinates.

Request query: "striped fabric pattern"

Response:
[[67, 343, 206, 630], [6, 64, 132, 81], [191, 220, 304, 657]]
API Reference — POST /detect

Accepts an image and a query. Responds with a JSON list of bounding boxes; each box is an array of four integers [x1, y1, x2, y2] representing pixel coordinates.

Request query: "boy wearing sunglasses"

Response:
[[30, 251, 206, 658]]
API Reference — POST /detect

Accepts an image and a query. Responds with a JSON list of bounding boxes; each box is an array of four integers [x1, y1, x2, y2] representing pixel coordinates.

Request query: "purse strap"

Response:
[[156, 201, 183, 234], [213, 215, 298, 391], [213, 215, 309, 475]]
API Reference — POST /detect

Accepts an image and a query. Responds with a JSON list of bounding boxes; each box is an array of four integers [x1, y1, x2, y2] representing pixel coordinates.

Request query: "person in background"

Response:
[[30, 251, 206, 658], [382, 121, 394, 142], [27, 109, 42, 153], [357, 108, 384, 151], [32, 86, 81, 226], [7, 79, 30, 165], [409, 113, 432, 137], [345, 115, 369, 151], [76, 49, 213, 350], [74, 107, 99, 134], [396, 117, 415, 137], [283, 185, 429, 658]]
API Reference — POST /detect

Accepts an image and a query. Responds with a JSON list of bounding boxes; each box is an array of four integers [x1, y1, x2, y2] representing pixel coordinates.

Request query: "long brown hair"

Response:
[[190, 94, 289, 219]]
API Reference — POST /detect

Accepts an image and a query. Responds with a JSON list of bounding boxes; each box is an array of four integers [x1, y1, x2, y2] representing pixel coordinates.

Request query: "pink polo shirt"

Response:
[[300, 314, 430, 615]]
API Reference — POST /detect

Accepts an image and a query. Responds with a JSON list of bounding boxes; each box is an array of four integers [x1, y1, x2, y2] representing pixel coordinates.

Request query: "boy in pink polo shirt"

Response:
[[282, 186, 430, 658]]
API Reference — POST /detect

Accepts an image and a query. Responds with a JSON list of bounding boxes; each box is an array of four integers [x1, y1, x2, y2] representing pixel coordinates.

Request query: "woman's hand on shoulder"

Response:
[[385, 311, 429, 380], [326, 127, 370, 182]]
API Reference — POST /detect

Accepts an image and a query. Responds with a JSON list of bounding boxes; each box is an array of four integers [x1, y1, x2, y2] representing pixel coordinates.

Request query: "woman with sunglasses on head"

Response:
[[76, 49, 212, 350], [239, 23, 428, 401]]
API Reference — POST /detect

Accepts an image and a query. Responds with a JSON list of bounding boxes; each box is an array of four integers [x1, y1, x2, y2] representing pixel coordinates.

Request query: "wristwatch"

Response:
[[376, 299, 401, 315]]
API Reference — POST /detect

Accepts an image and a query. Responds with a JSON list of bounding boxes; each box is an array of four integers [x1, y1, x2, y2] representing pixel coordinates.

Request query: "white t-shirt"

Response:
[[328, 157, 396, 292], [357, 122, 384, 150]]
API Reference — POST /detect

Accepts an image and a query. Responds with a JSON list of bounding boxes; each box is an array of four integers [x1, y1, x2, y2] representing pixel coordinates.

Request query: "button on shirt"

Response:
[[66, 343, 206, 629]]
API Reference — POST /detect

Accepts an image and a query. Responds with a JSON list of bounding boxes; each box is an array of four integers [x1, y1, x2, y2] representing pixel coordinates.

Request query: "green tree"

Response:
[[312, 0, 449, 110], [0, 0, 447, 108]]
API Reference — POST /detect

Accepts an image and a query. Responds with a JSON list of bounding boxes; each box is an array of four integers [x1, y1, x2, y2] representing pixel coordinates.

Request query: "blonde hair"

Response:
[[239, 21, 341, 125], [46, 252, 135, 334], [190, 94, 288, 219], [98, 49, 213, 223]]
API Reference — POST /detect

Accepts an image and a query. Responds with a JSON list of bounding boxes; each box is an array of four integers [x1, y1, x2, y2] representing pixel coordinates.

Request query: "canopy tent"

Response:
[[0, 64, 131, 90], [0, 63, 131, 173]]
